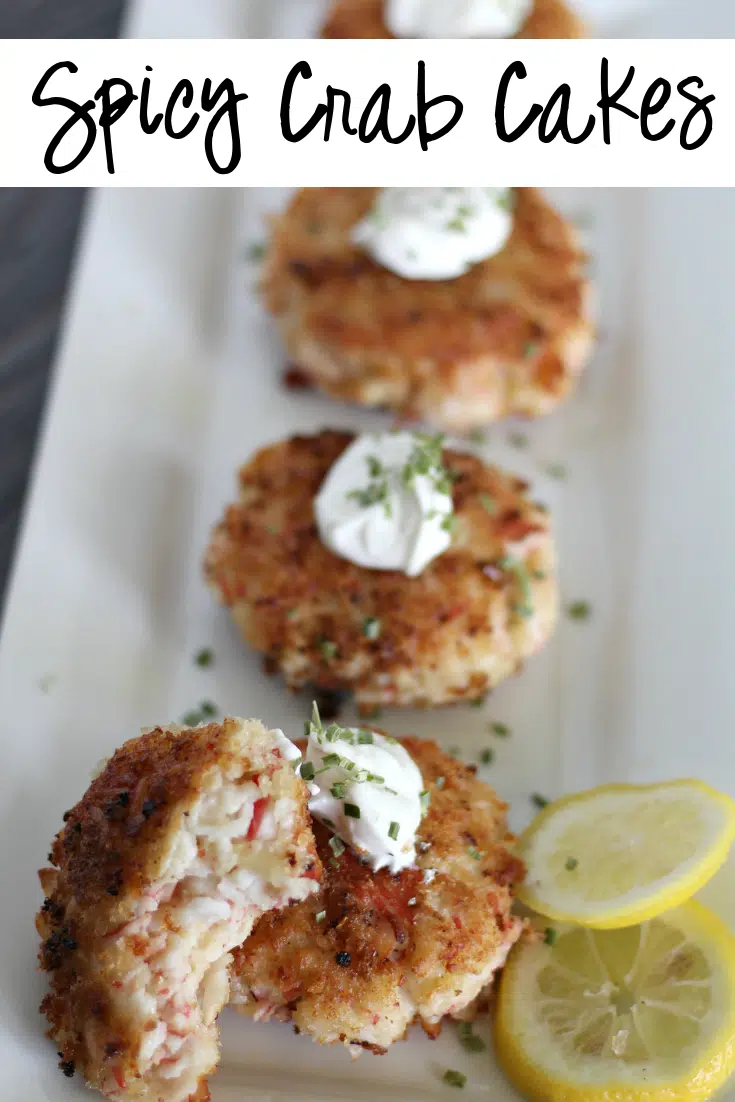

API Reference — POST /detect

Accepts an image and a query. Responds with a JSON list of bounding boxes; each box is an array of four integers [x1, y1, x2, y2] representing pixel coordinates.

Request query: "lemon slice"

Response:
[[516, 781, 735, 929], [495, 901, 735, 1102]]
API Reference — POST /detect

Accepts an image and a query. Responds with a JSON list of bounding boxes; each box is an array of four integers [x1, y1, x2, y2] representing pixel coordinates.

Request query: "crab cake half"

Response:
[[204, 430, 557, 712], [36, 719, 320, 1102], [321, 0, 585, 38], [230, 736, 524, 1051], [263, 188, 592, 432]]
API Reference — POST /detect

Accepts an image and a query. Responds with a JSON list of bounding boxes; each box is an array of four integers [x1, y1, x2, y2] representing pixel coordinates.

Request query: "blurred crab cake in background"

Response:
[[205, 428, 557, 714], [262, 188, 593, 432], [231, 714, 525, 1052], [36, 718, 320, 1102], [322, 0, 586, 39]]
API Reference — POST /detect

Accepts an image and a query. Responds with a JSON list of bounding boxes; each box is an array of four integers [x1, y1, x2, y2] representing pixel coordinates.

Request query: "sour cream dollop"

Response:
[[303, 715, 425, 874], [385, 0, 532, 38], [314, 431, 454, 577], [352, 187, 513, 281]]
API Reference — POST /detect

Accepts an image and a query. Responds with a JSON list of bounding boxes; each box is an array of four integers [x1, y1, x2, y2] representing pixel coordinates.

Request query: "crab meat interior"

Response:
[[102, 762, 314, 1101]]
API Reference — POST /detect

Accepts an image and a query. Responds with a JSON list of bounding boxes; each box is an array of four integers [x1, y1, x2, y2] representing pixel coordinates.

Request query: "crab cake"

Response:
[[36, 718, 320, 1102], [230, 736, 524, 1051], [204, 430, 557, 713], [263, 188, 593, 431], [321, 0, 585, 38]]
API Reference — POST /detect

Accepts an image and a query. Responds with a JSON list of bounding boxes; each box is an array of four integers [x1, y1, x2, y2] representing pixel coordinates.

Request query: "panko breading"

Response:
[[204, 430, 557, 712], [263, 188, 593, 432], [321, 0, 585, 38], [230, 737, 525, 1052], [36, 719, 320, 1102]]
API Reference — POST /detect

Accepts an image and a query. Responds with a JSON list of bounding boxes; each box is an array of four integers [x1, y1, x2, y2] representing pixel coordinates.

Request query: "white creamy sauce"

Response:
[[314, 431, 455, 577], [352, 187, 514, 281], [303, 720, 426, 874], [385, 0, 532, 38]]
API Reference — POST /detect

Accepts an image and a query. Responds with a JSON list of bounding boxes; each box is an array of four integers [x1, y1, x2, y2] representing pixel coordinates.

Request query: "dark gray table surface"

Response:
[[0, 1, 126, 615]]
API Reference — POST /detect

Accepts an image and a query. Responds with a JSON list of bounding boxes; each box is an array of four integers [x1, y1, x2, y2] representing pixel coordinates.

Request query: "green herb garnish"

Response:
[[498, 554, 534, 619], [344, 803, 361, 819], [546, 462, 567, 480], [443, 1070, 467, 1089], [567, 600, 592, 621], [200, 700, 218, 718], [467, 846, 482, 861], [491, 721, 510, 737], [329, 836, 345, 857], [247, 242, 265, 261], [300, 761, 316, 782], [532, 793, 549, 809], [319, 638, 338, 661], [388, 821, 400, 841], [544, 926, 558, 945], [357, 730, 374, 744], [479, 748, 494, 765], [565, 856, 579, 871], [458, 1021, 487, 1053], [194, 647, 213, 668], [315, 910, 326, 923], [509, 431, 528, 448], [420, 790, 431, 813]]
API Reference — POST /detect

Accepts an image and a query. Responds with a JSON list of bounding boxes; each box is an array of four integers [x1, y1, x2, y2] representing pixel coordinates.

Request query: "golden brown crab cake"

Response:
[[36, 719, 320, 1102], [321, 0, 585, 38], [263, 187, 593, 432], [230, 736, 524, 1051], [204, 430, 557, 713]]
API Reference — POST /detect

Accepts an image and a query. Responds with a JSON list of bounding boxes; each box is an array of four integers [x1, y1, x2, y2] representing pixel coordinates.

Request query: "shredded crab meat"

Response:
[[101, 765, 314, 1102]]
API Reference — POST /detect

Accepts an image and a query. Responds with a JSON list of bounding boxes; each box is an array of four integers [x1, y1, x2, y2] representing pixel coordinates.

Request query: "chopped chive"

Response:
[[344, 802, 361, 819], [321, 817, 335, 829], [567, 600, 592, 621], [498, 554, 534, 619], [469, 428, 486, 445], [509, 431, 528, 448], [441, 513, 457, 533], [321, 752, 341, 767], [479, 748, 494, 765], [419, 790, 431, 812], [329, 836, 345, 857], [324, 724, 342, 743], [330, 782, 347, 799], [300, 761, 316, 782], [247, 242, 265, 261], [544, 926, 558, 946], [470, 694, 486, 709], [491, 722, 510, 737], [388, 821, 400, 841], [532, 569, 547, 580], [546, 462, 567, 480], [362, 617, 381, 640], [330, 857, 340, 868], [315, 910, 326, 923], [565, 856, 579, 871], [182, 711, 202, 727], [458, 1022, 487, 1053], [200, 700, 218, 718], [357, 730, 374, 745], [532, 793, 549, 809], [194, 647, 214, 668], [319, 638, 338, 661], [479, 492, 497, 515], [443, 1070, 467, 1089], [435, 776, 446, 789], [467, 845, 483, 861]]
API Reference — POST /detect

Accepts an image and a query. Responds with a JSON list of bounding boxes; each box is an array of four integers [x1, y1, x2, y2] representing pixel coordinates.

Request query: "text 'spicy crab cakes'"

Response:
[[321, 0, 585, 39], [262, 189, 593, 431], [204, 430, 558, 713], [36, 718, 320, 1102], [230, 736, 525, 1052]]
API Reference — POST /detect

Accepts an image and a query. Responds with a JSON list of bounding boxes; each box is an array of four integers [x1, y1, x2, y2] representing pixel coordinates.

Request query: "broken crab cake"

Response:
[[36, 718, 320, 1101], [230, 734, 524, 1051], [263, 188, 593, 431], [204, 429, 558, 712], [321, 0, 585, 39]]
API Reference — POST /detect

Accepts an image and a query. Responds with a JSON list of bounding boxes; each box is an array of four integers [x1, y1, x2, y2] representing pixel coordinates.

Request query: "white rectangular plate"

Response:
[[3, 2, 735, 1100]]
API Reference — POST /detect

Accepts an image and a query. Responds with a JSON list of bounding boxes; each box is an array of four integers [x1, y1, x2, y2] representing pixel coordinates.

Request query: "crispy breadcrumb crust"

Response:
[[231, 736, 524, 1050], [321, 0, 585, 38], [204, 430, 557, 711], [36, 719, 319, 1100], [263, 187, 593, 431]]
